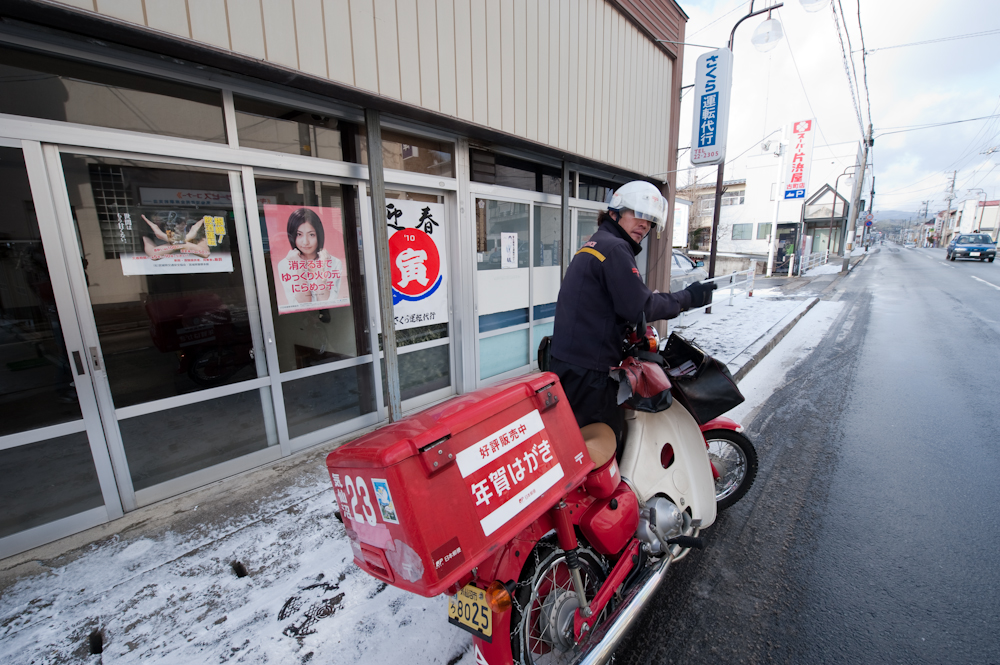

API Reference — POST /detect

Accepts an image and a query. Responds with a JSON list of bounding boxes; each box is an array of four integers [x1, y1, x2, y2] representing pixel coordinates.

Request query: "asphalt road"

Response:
[[615, 245, 1000, 664]]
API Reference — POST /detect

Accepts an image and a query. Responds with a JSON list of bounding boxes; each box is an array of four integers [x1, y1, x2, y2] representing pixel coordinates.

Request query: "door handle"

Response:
[[89, 346, 102, 371], [72, 350, 86, 376]]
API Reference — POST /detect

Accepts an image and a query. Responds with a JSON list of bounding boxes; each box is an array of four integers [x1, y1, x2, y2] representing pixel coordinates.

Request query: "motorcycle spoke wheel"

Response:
[[511, 541, 608, 665], [705, 429, 759, 511]]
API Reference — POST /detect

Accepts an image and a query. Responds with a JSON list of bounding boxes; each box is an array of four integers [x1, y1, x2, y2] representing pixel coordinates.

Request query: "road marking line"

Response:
[[938, 262, 955, 268], [972, 275, 1000, 291]]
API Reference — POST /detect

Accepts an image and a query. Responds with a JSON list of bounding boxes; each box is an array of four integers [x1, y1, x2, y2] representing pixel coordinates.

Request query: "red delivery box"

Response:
[[326, 372, 592, 597]]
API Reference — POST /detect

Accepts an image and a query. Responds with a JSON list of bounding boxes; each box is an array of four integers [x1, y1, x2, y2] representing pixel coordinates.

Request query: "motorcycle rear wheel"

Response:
[[510, 539, 609, 665], [704, 429, 758, 511]]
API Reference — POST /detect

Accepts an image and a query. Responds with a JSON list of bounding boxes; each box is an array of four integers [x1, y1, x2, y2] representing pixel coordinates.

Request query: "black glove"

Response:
[[683, 280, 716, 309]]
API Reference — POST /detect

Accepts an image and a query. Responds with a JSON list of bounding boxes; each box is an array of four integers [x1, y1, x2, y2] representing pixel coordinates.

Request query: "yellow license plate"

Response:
[[447, 584, 493, 641]]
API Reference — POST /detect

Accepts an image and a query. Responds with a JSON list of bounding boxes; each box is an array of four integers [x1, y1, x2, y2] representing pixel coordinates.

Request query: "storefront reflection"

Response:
[[0, 148, 81, 437]]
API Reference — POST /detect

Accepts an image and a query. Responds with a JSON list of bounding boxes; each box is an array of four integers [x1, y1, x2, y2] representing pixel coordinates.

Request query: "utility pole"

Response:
[[843, 123, 873, 271], [921, 200, 930, 246], [944, 171, 957, 247]]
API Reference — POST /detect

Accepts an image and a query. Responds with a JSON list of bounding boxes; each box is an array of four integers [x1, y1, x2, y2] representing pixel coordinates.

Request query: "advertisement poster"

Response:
[[264, 204, 350, 315], [120, 208, 234, 276], [385, 199, 448, 332]]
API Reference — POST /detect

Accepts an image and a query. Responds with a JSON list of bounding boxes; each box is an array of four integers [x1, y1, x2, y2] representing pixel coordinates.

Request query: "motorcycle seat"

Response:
[[581, 422, 616, 467]]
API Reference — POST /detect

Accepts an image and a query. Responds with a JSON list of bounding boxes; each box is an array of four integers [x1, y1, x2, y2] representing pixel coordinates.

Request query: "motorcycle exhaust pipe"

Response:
[[572, 532, 698, 665]]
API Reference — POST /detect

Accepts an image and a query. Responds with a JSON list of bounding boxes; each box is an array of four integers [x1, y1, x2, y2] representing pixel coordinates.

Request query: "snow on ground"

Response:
[[802, 262, 843, 276], [0, 474, 474, 665], [669, 286, 818, 365], [0, 280, 843, 665]]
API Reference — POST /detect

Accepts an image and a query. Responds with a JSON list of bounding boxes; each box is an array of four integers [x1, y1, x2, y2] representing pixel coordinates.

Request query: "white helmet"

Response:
[[607, 181, 668, 232]]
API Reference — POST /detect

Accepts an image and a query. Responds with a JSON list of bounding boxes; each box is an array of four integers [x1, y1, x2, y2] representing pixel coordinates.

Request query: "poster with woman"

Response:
[[264, 205, 351, 314]]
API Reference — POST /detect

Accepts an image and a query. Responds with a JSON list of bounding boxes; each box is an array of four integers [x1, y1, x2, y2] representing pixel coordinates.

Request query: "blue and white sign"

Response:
[[691, 48, 733, 166]]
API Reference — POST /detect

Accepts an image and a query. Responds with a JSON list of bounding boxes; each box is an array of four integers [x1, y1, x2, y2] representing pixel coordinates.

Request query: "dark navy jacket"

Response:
[[551, 220, 692, 372]]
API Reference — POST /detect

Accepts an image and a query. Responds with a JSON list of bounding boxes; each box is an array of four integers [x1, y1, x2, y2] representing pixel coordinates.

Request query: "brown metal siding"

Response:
[[609, 0, 688, 59]]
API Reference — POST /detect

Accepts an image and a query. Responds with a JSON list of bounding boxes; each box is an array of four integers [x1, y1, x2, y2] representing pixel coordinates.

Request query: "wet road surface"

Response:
[[615, 246, 1000, 664]]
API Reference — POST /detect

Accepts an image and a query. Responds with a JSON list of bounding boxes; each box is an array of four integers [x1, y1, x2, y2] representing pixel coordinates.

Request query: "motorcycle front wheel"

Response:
[[704, 429, 758, 511], [510, 539, 609, 665]]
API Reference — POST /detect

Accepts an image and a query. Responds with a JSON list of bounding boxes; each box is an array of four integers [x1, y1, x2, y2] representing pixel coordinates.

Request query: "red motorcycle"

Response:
[[326, 336, 755, 665]]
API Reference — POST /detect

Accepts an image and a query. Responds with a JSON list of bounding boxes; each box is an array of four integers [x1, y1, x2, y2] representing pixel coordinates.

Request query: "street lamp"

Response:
[[706, 2, 785, 297]]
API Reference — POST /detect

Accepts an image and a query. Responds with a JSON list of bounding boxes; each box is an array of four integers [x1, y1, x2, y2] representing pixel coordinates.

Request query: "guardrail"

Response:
[[799, 250, 830, 274], [676, 260, 757, 322]]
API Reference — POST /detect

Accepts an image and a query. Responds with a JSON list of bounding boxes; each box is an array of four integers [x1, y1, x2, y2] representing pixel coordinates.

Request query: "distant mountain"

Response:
[[871, 209, 930, 221]]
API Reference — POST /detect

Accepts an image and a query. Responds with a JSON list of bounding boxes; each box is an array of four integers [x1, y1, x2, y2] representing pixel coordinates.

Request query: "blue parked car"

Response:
[[947, 233, 996, 262]]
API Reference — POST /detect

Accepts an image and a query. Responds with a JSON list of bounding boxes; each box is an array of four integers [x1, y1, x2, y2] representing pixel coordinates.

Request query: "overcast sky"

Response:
[[676, 0, 1000, 217]]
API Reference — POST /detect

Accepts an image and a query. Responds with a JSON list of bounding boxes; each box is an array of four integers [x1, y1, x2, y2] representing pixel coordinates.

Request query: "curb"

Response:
[[728, 296, 819, 384]]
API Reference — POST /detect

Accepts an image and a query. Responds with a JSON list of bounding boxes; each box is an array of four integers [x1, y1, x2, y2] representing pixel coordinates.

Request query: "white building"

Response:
[[0, 0, 690, 558]]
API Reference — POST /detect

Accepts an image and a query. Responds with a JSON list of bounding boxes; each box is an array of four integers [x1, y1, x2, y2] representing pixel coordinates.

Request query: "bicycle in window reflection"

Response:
[[145, 293, 255, 387]]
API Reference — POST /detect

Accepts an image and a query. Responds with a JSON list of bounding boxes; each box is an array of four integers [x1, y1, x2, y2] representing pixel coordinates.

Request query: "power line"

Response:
[[856, 0, 872, 129], [830, 1, 865, 136], [875, 113, 1000, 137], [779, 8, 836, 155], [835, 0, 864, 125], [858, 28, 1000, 54]]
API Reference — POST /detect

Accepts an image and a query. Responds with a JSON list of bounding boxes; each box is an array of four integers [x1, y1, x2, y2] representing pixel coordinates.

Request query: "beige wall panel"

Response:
[[292, 0, 328, 77], [227, 0, 267, 59], [260, 0, 299, 68], [56, 0, 97, 10], [373, 0, 401, 99], [349, 0, 378, 92], [95, 0, 144, 24], [416, 0, 440, 112], [500, 0, 515, 134], [546, 0, 559, 147], [604, 12, 624, 163], [323, 0, 355, 85], [484, 0, 502, 130], [513, 0, 527, 137], [469, 0, 488, 126], [583, 0, 596, 157], [566, 0, 578, 154], [535, 0, 548, 145], [396, 0, 421, 105], [453, 0, 474, 121], [189, 0, 230, 50], [436, 0, 457, 117], [557, 0, 569, 150], [524, 0, 538, 142], [143, 0, 189, 38], [636, 37, 649, 173], [598, 1, 611, 163], [581, 1, 593, 154]]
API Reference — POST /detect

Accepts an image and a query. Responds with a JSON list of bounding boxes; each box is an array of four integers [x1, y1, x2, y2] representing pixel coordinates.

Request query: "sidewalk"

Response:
[[0, 259, 866, 665]]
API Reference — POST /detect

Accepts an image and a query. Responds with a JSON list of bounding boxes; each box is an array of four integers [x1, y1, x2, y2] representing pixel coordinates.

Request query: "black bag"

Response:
[[660, 333, 744, 424], [537, 336, 552, 372]]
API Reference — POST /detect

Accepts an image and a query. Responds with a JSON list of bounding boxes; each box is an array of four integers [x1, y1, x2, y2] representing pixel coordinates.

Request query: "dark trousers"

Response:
[[550, 356, 625, 449]]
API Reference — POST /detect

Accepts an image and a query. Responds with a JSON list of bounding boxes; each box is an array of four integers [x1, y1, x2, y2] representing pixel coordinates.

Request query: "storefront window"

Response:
[[233, 96, 352, 161], [0, 147, 81, 436], [61, 155, 260, 408], [470, 149, 561, 194], [119, 390, 269, 491], [0, 432, 103, 538], [358, 128, 454, 177], [576, 210, 600, 249], [476, 199, 530, 379], [253, 176, 377, 434], [0, 46, 226, 143], [578, 174, 618, 203], [377, 190, 451, 402], [532, 206, 561, 342]]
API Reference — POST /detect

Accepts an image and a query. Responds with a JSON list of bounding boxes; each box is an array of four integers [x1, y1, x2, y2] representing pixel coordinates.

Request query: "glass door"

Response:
[[475, 198, 532, 383], [49, 150, 278, 509], [0, 142, 119, 558], [245, 172, 380, 450], [358, 187, 455, 414]]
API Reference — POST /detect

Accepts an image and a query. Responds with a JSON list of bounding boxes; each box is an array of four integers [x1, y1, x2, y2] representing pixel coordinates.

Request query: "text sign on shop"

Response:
[[690, 48, 733, 166], [782, 120, 816, 200]]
